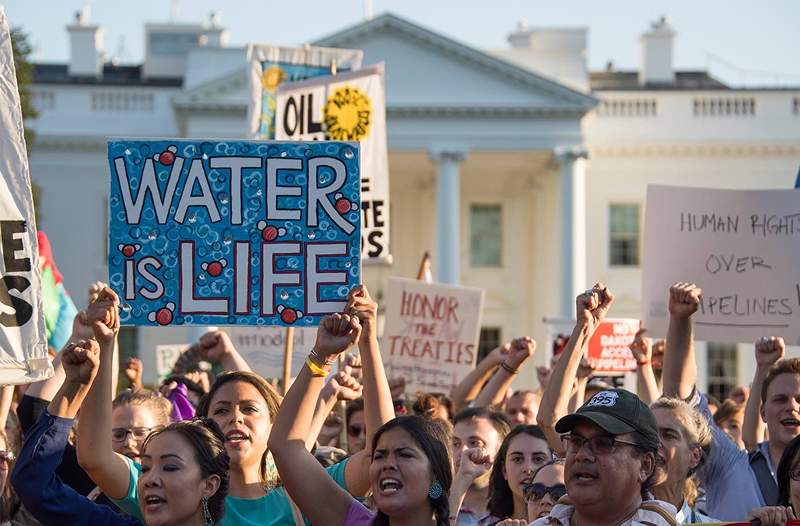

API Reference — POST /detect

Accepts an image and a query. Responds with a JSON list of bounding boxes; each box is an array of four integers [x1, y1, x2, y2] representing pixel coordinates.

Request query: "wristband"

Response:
[[306, 357, 330, 377], [500, 362, 518, 375], [637, 359, 650, 366]]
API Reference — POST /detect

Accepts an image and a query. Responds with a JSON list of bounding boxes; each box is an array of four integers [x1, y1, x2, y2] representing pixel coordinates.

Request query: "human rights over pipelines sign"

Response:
[[382, 277, 484, 393], [108, 140, 361, 326], [642, 185, 800, 345]]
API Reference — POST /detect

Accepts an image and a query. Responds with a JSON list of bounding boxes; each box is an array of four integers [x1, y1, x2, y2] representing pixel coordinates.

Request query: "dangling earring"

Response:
[[428, 481, 443, 500], [202, 496, 212, 526]]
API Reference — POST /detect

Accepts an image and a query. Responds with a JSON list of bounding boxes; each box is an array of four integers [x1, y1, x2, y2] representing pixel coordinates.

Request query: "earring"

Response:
[[202, 496, 212, 526], [428, 481, 443, 500]]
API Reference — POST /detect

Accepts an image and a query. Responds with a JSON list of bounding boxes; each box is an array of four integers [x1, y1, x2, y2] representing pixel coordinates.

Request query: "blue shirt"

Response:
[[11, 409, 141, 526], [692, 389, 774, 521]]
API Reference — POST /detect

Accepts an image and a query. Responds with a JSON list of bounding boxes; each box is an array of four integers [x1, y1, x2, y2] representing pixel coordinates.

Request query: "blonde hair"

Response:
[[650, 397, 712, 506], [112, 389, 173, 426]]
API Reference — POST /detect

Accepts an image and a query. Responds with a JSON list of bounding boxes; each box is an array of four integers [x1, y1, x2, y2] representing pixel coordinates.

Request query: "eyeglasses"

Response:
[[524, 483, 567, 502], [561, 433, 640, 456], [112, 427, 155, 443], [348, 424, 365, 437], [0, 451, 14, 467]]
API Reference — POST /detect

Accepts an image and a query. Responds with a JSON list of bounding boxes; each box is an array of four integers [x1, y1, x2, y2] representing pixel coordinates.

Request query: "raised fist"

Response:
[[505, 337, 536, 369], [123, 357, 143, 390], [576, 283, 615, 332], [346, 285, 378, 334], [198, 330, 236, 364], [62, 339, 100, 385], [755, 336, 785, 369], [668, 282, 702, 320], [629, 328, 652, 364], [576, 357, 596, 379], [457, 447, 492, 481], [327, 371, 363, 401], [485, 343, 511, 366], [314, 313, 361, 360]]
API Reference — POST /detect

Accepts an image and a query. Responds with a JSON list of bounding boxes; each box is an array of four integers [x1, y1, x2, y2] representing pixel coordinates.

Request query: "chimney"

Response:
[[639, 16, 675, 86], [67, 6, 104, 77]]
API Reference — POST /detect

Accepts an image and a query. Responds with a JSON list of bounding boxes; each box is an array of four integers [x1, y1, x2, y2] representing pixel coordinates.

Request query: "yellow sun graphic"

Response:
[[261, 66, 285, 92], [324, 86, 372, 141]]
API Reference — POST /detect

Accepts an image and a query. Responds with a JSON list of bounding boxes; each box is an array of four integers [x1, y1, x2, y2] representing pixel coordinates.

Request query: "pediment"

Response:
[[172, 68, 249, 110]]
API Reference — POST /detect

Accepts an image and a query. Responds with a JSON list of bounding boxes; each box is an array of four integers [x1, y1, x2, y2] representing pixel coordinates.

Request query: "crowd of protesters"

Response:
[[0, 278, 797, 526]]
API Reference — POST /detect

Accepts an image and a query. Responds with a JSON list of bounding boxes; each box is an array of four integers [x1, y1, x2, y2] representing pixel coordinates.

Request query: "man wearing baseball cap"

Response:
[[531, 389, 677, 526]]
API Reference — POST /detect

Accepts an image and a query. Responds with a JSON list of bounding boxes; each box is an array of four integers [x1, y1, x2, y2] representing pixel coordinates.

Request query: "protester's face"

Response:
[[506, 393, 539, 427], [111, 404, 162, 463], [347, 409, 366, 454], [208, 380, 271, 469], [504, 433, 551, 500], [370, 427, 432, 517], [138, 431, 219, 526], [652, 407, 701, 490], [452, 417, 502, 476], [564, 421, 652, 515], [761, 373, 800, 448], [719, 412, 745, 450], [526, 463, 565, 521]]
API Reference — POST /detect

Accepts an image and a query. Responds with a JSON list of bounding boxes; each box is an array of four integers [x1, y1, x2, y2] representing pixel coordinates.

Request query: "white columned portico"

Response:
[[555, 146, 588, 318], [430, 148, 467, 284]]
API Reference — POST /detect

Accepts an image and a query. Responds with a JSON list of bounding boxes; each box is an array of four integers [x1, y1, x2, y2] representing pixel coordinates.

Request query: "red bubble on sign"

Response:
[[280, 308, 297, 324], [148, 302, 175, 326], [207, 261, 223, 277], [335, 198, 352, 214], [158, 150, 175, 165], [262, 225, 278, 241], [122, 244, 136, 257]]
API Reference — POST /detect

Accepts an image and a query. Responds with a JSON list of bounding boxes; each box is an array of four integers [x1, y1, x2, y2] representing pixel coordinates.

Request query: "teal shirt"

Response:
[[113, 456, 350, 526]]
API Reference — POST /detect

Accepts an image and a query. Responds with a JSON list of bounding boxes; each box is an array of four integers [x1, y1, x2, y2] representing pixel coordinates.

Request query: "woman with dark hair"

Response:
[[486, 425, 552, 522], [524, 459, 565, 522], [13, 338, 229, 526], [747, 434, 800, 525], [270, 313, 450, 525]]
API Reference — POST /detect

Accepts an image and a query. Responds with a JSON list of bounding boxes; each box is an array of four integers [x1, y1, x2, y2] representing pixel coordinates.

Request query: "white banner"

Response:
[[382, 277, 484, 393], [275, 64, 391, 263], [642, 185, 800, 345], [0, 8, 50, 384], [224, 326, 315, 380], [155, 344, 188, 379], [246, 44, 362, 140]]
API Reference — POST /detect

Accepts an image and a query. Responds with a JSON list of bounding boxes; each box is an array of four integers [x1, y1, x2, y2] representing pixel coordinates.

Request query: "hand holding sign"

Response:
[[755, 336, 785, 370], [668, 282, 702, 320], [314, 314, 362, 361], [577, 283, 615, 334], [62, 340, 100, 386]]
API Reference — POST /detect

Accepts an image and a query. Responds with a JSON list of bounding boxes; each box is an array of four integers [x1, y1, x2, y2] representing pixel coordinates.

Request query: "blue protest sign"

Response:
[[108, 140, 361, 327]]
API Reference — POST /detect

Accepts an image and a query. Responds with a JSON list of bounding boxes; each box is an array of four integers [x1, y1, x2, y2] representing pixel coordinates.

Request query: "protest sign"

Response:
[[0, 8, 50, 384], [642, 185, 800, 344], [382, 277, 484, 393], [247, 44, 362, 140], [224, 326, 315, 380], [276, 65, 391, 262], [155, 344, 188, 378], [108, 140, 361, 326], [543, 318, 639, 375]]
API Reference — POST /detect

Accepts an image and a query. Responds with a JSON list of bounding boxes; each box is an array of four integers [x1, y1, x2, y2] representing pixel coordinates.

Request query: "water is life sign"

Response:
[[108, 139, 361, 327]]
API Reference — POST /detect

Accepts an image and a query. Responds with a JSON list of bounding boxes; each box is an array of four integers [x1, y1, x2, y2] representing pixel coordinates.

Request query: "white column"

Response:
[[430, 149, 467, 284], [554, 146, 588, 318]]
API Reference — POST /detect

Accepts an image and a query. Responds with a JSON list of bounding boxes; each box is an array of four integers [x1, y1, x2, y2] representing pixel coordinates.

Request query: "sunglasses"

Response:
[[0, 451, 14, 467], [348, 424, 365, 437], [524, 483, 566, 502]]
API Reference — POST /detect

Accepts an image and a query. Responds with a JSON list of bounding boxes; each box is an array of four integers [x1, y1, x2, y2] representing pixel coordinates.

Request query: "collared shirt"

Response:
[[530, 499, 678, 526], [675, 499, 718, 524], [690, 388, 776, 521], [456, 507, 497, 526]]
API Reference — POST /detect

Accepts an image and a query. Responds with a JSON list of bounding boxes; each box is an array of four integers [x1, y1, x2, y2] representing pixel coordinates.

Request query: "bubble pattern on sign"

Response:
[[108, 140, 361, 327]]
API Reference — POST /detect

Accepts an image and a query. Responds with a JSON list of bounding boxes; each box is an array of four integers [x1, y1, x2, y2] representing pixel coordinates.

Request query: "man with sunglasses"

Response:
[[531, 389, 678, 526]]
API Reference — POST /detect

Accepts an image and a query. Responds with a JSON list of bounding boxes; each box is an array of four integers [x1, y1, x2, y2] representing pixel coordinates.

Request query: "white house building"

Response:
[[27, 11, 800, 394]]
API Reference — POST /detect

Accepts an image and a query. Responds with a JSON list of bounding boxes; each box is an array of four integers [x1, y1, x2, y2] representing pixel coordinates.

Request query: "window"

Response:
[[609, 204, 640, 267], [476, 327, 502, 364], [707, 343, 738, 402], [470, 204, 502, 267]]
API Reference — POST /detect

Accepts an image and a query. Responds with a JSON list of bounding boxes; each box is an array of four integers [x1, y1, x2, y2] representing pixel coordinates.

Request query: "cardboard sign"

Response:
[[642, 185, 800, 344], [382, 277, 484, 393], [108, 140, 361, 326], [276, 65, 391, 263], [0, 7, 51, 384], [224, 326, 315, 380], [247, 44, 362, 139], [155, 344, 188, 378]]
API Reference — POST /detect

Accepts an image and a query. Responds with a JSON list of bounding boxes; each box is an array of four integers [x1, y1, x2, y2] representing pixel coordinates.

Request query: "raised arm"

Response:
[[743, 337, 783, 451], [269, 314, 362, 526], [75, 287, 132, 500], [450, 344, 509, 411], [569, 358, 595, 411], [474, 337, 536, 408], [197, 330, 252, 373], [537, 283, 614, 454], [308, 371, 362, 448], [629, 328, 661, 405], [661, 282, 702, 400]]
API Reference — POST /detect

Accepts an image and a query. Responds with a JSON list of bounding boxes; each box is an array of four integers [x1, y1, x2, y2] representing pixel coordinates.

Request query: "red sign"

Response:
[[586, 319, 639, 374]]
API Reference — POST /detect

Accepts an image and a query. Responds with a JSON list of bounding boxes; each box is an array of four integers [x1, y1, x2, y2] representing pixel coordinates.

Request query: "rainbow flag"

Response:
[[37, 231, 77, 350]]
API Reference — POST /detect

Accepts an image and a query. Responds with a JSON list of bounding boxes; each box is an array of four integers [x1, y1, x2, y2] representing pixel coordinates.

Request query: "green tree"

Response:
[[10, 26, 40, 222]]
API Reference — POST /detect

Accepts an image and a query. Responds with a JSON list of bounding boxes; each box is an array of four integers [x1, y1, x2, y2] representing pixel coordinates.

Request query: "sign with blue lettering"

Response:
[[108, 139, 361, 327]]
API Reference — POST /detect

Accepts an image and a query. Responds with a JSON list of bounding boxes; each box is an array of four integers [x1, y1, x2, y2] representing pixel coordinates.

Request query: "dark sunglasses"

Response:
[[524, 482, 566, 502]]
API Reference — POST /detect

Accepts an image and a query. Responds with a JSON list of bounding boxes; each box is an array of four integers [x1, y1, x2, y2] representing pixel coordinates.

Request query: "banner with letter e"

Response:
[[276, 64, 391, 263], [0, 8, 51, 384], [108, 140, 361, 327], [642, 185, 800, 345], [382, 277, 484, 393], [247, 44, 362, 140]]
